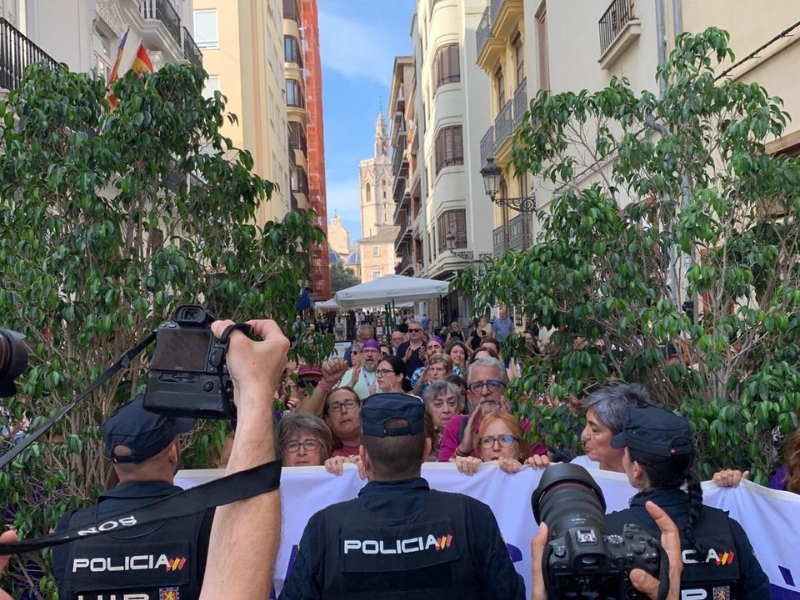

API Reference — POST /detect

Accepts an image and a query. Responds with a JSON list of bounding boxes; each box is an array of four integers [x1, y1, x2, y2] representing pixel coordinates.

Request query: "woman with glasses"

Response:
[[323, 386, 362, 458], [455, 412, 535, 475], [375, 355, 408, 393], [277, 413, 333, 467], [423, 380, 463, 461]]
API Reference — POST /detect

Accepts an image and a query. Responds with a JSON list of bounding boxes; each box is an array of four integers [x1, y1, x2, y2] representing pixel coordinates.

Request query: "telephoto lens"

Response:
[[0, 328, 28, 398], [531, 463, 658, 600]]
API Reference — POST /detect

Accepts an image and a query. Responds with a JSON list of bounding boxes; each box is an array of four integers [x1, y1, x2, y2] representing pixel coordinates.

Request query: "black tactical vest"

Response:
[[59, 505, 206, 600], [322, 490, 482, 599], [607, 505, 741, 600]]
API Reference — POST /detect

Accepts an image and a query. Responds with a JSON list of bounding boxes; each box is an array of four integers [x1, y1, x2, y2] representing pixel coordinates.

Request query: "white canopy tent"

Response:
[[334, 274, 450, 309], [314, 298, 341, 310]]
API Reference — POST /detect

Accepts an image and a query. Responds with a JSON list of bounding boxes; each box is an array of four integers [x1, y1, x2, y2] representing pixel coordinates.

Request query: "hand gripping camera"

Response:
[[531, 463, 664, 600], [143, 305, 252, 420]]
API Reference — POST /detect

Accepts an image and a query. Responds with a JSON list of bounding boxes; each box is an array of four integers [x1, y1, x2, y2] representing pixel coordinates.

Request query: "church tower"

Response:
[[359, 111, 393, 238]]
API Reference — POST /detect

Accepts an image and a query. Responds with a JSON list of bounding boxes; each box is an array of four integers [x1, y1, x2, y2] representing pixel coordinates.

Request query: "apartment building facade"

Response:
[[1, 0, 200, 95], [283, 0, 330, 300], [194, 0, 291, 226], [397, 0, 495, 326], [476, 0, 800, 242]]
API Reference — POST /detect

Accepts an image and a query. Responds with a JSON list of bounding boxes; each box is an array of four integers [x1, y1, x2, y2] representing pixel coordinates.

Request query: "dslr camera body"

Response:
[[531, 464, 663, 600], [143, 305, 251, 420]]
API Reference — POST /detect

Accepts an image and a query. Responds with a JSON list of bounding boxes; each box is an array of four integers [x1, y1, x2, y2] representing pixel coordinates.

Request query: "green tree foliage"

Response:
[[456, 28, 800, 481], [0, 63, 323, 595], [331, 262, 360, 292]]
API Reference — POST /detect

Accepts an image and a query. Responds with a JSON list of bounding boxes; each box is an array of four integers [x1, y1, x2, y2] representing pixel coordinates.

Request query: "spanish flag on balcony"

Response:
[[107, 27, 130, 109], [107, 28, 154, 110]]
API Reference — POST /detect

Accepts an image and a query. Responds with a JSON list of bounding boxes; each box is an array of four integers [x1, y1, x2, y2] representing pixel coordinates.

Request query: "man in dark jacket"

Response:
[[52, 395, 214, 600], [279, 393, 525, 600]]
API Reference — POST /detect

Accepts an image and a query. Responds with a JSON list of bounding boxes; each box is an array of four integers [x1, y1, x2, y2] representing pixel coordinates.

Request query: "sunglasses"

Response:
[[409, 328, 422, 332]]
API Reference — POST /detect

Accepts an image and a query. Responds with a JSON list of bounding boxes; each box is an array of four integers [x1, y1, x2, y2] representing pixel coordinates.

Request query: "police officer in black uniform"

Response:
[[279, 393, 525, 600], [605, 400, 770, 600], [52, 395, 214, 600]]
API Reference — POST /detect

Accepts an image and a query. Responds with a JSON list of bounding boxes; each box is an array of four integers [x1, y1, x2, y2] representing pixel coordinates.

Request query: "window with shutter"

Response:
[[434, 126, 464, 174]]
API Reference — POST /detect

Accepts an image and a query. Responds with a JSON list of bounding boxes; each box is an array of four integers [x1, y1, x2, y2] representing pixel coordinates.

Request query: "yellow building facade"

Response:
[[193, 0, 291, 225]]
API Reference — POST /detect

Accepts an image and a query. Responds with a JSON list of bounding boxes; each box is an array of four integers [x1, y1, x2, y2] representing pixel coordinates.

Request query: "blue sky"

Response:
[[319, 0, 416, 245]]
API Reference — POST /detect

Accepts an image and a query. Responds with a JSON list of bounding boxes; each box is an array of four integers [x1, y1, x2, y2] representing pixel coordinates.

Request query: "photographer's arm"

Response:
[[530, 501, 682, 600], [199, 319, 288, 600]]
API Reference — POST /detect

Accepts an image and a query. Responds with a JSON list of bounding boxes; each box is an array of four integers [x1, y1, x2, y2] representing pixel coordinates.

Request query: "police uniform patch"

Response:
[[712, 585, 730, 600], [160, 587, 180, 600]]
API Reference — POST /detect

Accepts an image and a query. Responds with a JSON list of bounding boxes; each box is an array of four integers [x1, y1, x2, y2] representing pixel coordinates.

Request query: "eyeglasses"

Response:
[[431, 398, 459, 409], [283, 439, 320, 453], [376, 369, 396, 377], [327, 398, 359, 413], [468, 380, 505, 394], [409, 328, 422, 332], [479, 434, 518, 449], [362, 349, 380, 355]]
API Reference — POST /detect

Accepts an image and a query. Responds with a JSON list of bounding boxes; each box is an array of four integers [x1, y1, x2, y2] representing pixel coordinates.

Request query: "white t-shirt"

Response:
[[570, 454, 601, 470]]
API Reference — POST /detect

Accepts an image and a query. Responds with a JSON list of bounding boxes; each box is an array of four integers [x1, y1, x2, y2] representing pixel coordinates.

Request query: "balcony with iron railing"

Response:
[[140, 0, 182, 48], [289, 122, 308, 156], [508, 214, 532, 250], [392, 134, 407, 176], [0, 18, 60, 92], [494, 100, 513, 151], [480, 126, 495, 168], [598, 0, 640, 69], [182, 27, 202, 69], [512, 78, 527, 129], [394, 209, 411, 250], [476, 7, 493, 60], [283, 0, 301, 24], [493, 225, 507, 257]]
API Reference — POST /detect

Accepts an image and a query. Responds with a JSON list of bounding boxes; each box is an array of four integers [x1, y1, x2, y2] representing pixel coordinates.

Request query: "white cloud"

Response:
[[326, 178, 362, 241], [318, 11, 398, 86]]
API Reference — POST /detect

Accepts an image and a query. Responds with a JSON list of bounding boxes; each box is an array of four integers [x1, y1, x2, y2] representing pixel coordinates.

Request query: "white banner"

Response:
[[176, 464, 800, 599]]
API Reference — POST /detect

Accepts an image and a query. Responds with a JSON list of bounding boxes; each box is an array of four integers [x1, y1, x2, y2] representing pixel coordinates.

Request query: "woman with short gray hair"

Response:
[[277, 412, 334, 467], [572, 383, 650, 472]]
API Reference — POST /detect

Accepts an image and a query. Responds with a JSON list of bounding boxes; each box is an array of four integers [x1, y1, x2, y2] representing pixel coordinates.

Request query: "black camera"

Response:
[[531, 464, 661, 600], [0, 328, 28, 398], [143, 305, 251, 420]]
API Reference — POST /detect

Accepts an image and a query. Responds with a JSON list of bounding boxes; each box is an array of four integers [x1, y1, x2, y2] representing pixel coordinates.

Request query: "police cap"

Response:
[[361, 393, 425, 438], [610, 402, 694, 457]]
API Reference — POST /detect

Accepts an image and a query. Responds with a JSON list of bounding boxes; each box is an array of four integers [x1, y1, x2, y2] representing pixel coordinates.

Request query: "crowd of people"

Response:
[[1, 309, 794, 600]]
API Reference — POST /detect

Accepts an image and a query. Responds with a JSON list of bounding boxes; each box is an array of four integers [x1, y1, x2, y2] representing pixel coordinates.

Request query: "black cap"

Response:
[[361, 393, 425, 438], [610, 403, 694, 457], [104, 395, 193, 464]]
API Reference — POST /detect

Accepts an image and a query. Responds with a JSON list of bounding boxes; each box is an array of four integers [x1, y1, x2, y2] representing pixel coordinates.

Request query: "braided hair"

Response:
[[628, 447, 705, 556]]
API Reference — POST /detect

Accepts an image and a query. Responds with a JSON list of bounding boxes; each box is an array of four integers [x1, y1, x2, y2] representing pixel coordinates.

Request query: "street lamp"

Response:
[[445, 231, 474, 261], [480, 158, 536, 213]]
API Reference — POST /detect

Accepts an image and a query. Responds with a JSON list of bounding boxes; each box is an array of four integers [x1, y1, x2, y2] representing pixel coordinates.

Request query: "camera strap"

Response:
[[0, 458, 282, 555], [0, 331, 157, 471]]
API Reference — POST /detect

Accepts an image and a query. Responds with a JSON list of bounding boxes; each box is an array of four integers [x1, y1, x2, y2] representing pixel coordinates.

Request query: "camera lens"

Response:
[[531, 463, 608, 539], [0, 328, 29, 398]]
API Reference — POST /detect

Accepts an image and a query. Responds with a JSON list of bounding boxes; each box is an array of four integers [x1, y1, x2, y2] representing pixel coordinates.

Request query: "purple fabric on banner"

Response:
[[769, 466, 788, 491]]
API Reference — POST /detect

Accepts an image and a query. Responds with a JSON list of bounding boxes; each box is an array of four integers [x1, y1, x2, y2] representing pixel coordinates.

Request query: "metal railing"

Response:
[[513, 78, 527, 129], [396, 245, 414, 275], [0, 18, 60, 91], [182, 27, 203, 69], [394, 210, 410, 249], [283, 0, 301, 24], [476, 7, 493, 57], [141, 0, 182, 47], [493, 225, 507, 257], [508, 214, 532, 250], [494, 100, 513, 149], [392, 133, 407, 175], [480, 126, 495, 167], [490, 0, 506, 25], [599, 0, 635, 54], [289, 122, 307, 155]]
